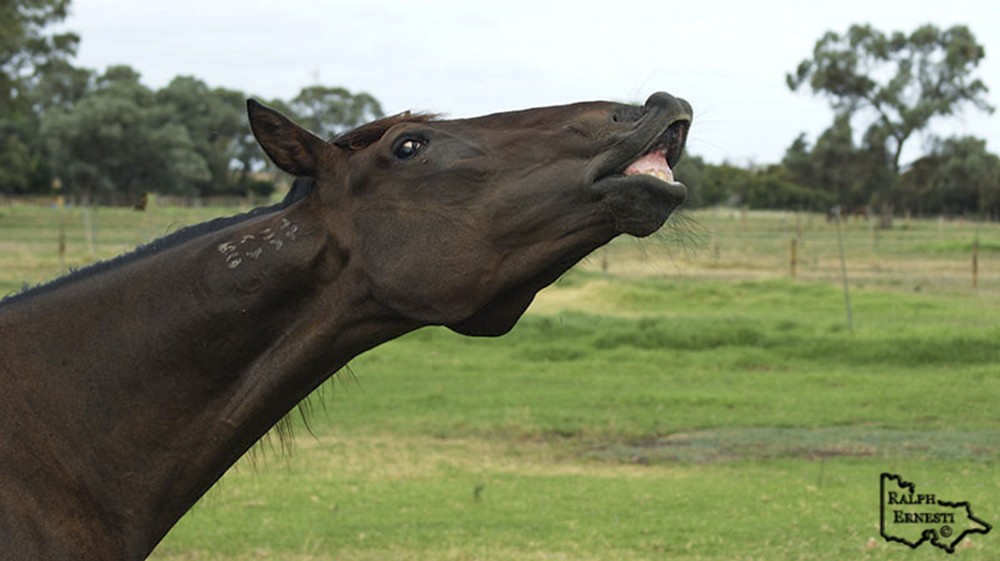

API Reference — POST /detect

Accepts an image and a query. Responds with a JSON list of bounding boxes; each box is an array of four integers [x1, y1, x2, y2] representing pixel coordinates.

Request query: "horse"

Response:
[[0, 92, 691, 560]]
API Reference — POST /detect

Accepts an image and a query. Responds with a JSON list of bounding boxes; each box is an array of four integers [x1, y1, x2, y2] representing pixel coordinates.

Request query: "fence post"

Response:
[[835, 208, 854, 332], [972, 236, 979, 289], [790, 238, 797, 277], [712, 207, 721, 262], [83, 205, 95, 258], [53, 177, 66, 269]]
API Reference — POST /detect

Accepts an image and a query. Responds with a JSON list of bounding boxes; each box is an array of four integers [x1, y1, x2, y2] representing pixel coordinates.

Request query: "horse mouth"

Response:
[[591, 102, 692, 237], [622, 119, 689, 184]]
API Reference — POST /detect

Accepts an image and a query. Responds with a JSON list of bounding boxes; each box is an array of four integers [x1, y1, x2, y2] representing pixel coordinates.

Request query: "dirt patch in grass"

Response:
[[583, 426, 1000, 464]]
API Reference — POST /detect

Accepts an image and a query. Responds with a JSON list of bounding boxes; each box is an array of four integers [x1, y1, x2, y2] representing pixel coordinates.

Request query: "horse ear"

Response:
[[247, 99, 330, 177]]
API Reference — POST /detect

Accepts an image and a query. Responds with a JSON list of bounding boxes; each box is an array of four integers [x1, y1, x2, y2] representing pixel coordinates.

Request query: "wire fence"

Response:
[[597, 208, 1000, 294], [1, 200, 998, 297]]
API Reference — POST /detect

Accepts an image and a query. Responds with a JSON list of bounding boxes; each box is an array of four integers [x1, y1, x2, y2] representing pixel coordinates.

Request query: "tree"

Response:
[[156, 76, 252, 195], [288, 85, 384, 140], [0, 0, 78, 111], [743, 166, 835, 211], [673, 155, 705, 206], [898, 136, 1000, 217], [0, 0, 80, 193], [787, 23, 993, 224], [212, 87, 276, 196], [42, 65, 210, 202], [697, 161, 748, 207], [783, 116, 856, 204], [782, 114, 894, 211]]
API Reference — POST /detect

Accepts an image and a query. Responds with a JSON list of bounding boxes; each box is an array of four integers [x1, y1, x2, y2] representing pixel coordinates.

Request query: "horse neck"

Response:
[[0, 202, 415, 559]]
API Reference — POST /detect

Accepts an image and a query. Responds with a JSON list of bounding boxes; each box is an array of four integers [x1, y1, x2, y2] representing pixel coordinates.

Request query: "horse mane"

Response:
[[0, 180, 315, 308]]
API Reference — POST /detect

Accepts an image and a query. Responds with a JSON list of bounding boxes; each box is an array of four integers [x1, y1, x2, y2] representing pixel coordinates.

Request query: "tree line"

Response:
[[1, 0, 383, 203], [2, 1, 998, 219]]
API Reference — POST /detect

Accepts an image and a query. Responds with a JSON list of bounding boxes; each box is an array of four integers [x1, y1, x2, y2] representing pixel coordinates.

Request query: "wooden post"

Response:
[[712, 207, 721, 262], [790, 238, 797, 277], [53, 178, 66, 269], [972, 236, 979, 289], [835, 208, 854, 332], [58, 220, 66, 269], [83, 204, 95, 258]]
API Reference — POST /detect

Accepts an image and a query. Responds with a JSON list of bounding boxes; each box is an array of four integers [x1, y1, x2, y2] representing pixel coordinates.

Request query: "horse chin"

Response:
[[447, 287, 535, 336], [590, 175, 687, 237], [447, 237, 606, 337]]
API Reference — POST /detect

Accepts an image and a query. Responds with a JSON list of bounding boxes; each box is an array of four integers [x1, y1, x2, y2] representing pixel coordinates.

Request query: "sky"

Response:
[[60, 0, 1000, 166]]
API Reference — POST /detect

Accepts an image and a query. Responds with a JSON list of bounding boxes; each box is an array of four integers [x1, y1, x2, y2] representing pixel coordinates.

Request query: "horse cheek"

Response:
[[356, 216, 494, 324]]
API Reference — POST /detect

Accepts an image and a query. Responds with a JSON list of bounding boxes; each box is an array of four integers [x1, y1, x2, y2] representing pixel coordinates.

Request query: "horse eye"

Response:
[[394, 138, 424, 160]]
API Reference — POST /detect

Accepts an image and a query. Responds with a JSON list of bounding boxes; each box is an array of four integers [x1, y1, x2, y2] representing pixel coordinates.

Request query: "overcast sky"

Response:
[[61, 0, 1000, 166]]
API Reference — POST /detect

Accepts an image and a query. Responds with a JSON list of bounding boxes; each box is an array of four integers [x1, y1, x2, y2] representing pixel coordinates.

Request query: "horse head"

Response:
[[248, 92, 692, 336]]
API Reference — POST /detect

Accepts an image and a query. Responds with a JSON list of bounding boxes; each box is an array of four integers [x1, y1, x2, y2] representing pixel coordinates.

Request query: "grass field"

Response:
[[2, 200, 999, 559]]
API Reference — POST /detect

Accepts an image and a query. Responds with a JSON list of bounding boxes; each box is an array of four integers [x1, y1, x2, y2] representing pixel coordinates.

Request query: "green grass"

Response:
[[2, 202, 999, 559], [150, 274, 999, 560], [300, 276, 999, 440], [156, 438, 1000, 560]]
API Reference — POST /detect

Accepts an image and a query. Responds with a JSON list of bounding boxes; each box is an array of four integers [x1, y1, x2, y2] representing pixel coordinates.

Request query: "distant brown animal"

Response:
[[0, 92, 692, 560], [848, 205, 871, 221], [133, 192, 148, 211]]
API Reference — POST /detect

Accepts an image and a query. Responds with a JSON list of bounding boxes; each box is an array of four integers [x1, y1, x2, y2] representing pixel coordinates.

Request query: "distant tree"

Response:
[[733, 165, 833, 211], [697, 161, 748, 207], [684, 158, 833, 211], [898, 136, 1000, 217], [42, 65, 209, 202], [0, 0, 78, 110], [673, 155, 705, 206], [787, 23, 993, 224], [783, 117, 853, 203], [28, 57, 92, 113], [0, 0, 80, 193], [2, 2, 388, 201], [214, 87, 273, 195], [289, 85, 384, 140], [39, 71, 390, 201], [782, 134, 813, 187], [782, 114, 893, 211], [156, 76, 257, 196]]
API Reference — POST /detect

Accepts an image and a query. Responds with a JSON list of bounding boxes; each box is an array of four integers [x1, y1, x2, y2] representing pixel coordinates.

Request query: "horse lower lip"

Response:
[[589, 174, 687, 236]]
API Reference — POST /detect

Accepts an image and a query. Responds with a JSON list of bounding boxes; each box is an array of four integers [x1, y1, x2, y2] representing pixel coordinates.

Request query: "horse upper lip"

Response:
[[656, 120, 689, 170], [587, 94, 692, 183], [623, 116, 690, 174], [592, 113, 691, 184]]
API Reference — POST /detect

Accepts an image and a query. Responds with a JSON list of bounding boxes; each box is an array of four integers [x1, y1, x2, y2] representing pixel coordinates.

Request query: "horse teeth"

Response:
[[639, 169, 673, 183]]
